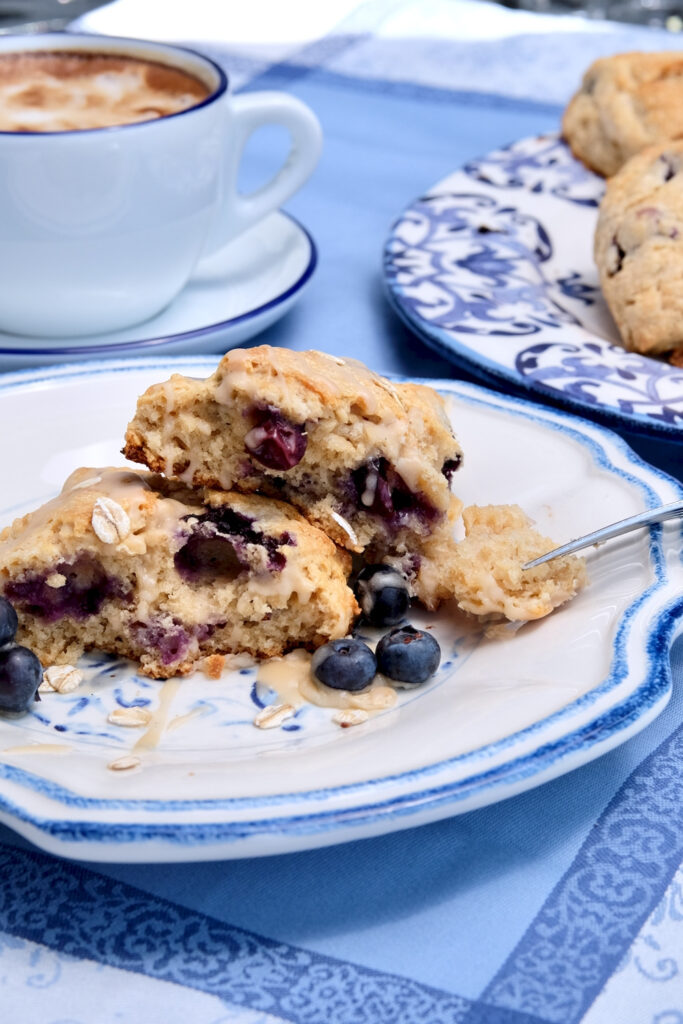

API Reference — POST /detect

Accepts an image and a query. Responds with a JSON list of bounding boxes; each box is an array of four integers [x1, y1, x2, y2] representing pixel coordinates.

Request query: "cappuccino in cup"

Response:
[[0, 51, 211, 132], [0, 34, 321, 338]]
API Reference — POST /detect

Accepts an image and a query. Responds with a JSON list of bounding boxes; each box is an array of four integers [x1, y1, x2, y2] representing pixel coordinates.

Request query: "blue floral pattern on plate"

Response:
[[463, 133, 600, 207], [384, 134, 683, 436]]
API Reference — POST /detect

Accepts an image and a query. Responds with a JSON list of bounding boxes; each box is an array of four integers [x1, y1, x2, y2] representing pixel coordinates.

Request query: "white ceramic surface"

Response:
[[1, 356, 682, 863], [384, 134, 683, 440], [0, 211, 316, 370], [0, 33, 321, 337]]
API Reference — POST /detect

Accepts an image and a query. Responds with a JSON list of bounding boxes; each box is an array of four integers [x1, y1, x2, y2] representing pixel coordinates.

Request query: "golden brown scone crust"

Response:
[[563, 52, 683, 177], [594, 141, 683, 354]]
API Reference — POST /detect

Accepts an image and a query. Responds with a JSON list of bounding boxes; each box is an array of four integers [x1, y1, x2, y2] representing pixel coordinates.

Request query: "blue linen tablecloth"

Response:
[[2, 2, 683, 1021]]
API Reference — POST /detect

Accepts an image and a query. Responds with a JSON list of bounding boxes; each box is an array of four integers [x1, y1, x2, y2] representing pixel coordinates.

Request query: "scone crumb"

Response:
[[253, 703, 295, 729], [202, 654, 226, 679]]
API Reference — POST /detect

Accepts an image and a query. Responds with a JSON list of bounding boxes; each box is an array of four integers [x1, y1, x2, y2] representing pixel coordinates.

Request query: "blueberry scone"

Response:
[[563, 52, 683, 177], [442, 505, 587, 621], [594, 142, 683, 355], [0, 467, 358, 677], [382, 504, 586, 620], [123, 346, 463, 571]]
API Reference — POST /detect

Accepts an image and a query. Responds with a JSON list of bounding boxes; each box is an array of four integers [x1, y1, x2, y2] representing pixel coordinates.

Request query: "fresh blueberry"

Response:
[[376, 625, 440, 686], [0, 644, 43, 713], [354, 564, 410, 627], [0, 597, 18, 648], [311, 637, 377, 692]]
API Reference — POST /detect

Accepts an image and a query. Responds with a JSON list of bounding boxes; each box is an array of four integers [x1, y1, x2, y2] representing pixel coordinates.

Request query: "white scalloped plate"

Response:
[[0, 356, 682, 862], [384, 133, 683, 440]]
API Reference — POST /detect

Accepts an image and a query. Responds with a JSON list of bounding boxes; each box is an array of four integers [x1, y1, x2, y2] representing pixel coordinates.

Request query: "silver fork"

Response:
[[523, 499, 683, 570]]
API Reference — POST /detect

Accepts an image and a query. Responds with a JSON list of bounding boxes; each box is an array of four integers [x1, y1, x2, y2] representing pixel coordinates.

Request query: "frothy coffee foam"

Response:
[[0, 51, 211, 132]]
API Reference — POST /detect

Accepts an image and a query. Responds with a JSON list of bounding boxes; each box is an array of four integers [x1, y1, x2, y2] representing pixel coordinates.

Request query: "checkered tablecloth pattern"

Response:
[[1, 3, 682, 1022]]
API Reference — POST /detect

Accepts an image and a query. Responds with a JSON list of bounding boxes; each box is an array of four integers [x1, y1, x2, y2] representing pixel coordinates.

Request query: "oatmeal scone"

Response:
[[377, 504, 585, 620], [444, 505, 586, 621], [563, 52, 683, 178], [594, 141, 683, 355], [0, 467, 358, 677], [123, 347, 463, 563]]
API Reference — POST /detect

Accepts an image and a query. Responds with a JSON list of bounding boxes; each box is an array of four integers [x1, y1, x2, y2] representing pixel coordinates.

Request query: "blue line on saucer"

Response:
[[0, 215, 317, 357]]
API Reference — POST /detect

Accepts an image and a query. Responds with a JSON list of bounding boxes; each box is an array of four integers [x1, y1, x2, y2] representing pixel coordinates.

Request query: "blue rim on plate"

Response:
[[1, 357, 682, 856], [0, 214, 317, 357], [384, 133, 683, 440]]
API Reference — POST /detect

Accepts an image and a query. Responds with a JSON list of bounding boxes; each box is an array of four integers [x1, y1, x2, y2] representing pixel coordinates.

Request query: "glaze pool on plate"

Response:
[[0, 356, 682, 862], [384, 133, 683, 439]]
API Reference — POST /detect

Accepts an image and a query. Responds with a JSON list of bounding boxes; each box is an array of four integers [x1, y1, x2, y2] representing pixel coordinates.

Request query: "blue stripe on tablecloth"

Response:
[[230, 66, 560, 382], [0, 842, 546, 1024], [194, 30, 564, 116], [474, 721, 683, 1024], [240, 60, 564, 117]]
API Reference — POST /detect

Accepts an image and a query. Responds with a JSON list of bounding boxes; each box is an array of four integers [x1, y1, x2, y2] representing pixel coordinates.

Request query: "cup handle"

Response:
[[201, 91, 322, 257]]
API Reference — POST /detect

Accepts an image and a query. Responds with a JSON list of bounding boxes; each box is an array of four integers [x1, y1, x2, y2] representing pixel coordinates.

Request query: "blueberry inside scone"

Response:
[[0, 467, 358, 677]]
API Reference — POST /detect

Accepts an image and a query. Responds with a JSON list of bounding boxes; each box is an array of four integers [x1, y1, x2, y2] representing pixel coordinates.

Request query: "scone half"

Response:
[[0, 467, 358, 677], [123, 346, 463, 559]]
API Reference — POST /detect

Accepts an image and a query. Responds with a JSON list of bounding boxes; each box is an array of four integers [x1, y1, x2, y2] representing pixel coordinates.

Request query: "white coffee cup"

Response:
[[0, 33, 322, 337]]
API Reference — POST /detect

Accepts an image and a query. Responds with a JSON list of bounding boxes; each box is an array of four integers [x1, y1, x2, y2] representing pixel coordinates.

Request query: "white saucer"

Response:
[[0, 211, 316, 370]]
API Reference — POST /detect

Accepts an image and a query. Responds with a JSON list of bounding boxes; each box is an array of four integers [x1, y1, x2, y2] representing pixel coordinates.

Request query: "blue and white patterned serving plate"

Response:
[[1, 356, 682, 863], [384, 133, 683, 439]]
